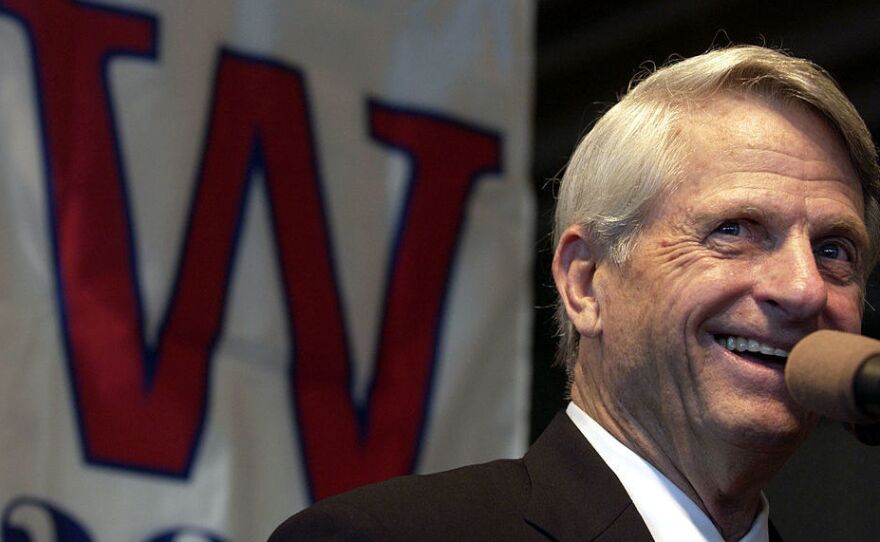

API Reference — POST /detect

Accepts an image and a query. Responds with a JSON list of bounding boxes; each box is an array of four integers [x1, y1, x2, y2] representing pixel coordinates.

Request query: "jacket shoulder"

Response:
[[268, 458, 534, 541]]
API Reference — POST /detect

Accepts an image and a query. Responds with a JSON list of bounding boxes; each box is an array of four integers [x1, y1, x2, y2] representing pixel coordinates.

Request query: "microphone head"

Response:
[[785, 329, 880, 423]]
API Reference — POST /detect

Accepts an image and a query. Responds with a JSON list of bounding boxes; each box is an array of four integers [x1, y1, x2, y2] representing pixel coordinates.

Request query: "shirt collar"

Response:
[[565, 402, 770, 542]]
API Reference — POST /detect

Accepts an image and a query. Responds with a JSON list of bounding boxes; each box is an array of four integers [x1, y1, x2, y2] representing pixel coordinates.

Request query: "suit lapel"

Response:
[[523, 412, 653, 542]]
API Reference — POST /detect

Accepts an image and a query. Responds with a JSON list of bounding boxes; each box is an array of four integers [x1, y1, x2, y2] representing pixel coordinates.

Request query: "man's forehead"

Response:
[[677, 93, 863, 196], [720, 147, 858, 183], [686, 94, 836, 147]]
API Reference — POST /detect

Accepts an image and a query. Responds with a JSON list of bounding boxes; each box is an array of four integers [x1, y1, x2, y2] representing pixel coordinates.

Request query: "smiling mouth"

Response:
[[714, 335, 789, 366]]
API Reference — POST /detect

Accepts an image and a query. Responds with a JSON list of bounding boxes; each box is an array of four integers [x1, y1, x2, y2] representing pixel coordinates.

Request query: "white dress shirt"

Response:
[[566, 402, 770, 542]]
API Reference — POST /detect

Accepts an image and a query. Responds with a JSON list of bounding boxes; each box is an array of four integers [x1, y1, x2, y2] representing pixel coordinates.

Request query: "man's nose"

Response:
[[754, 235, 828, 321]]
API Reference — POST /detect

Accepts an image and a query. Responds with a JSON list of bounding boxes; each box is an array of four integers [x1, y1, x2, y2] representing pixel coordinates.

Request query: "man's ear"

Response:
[[552, 225, 602, 337]]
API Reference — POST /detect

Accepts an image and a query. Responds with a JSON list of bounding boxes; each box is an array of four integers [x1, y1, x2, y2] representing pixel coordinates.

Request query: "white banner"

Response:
[[0, 1, 534, 540]]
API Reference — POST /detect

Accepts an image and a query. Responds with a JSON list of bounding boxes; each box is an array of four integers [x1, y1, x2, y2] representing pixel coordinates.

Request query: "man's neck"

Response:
[[570, 386, 788, 541]]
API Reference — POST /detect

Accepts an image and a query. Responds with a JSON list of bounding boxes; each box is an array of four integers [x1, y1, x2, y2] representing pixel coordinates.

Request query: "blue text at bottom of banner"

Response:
[[2, 497, 228, 542]]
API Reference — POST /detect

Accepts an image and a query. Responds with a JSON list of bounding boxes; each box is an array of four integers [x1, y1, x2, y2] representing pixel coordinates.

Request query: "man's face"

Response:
[[589, 94, 868, 452]]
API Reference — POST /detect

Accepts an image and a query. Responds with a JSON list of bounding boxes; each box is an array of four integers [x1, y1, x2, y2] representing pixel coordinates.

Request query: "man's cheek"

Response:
[[832, 290, 866, 330]]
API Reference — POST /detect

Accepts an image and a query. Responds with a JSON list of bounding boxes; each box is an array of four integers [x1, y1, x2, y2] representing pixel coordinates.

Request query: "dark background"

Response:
[[530, 2, 880, 540]]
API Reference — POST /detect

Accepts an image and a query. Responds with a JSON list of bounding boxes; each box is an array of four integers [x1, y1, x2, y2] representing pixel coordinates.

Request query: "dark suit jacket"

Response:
[[269, 412, 782, 541]]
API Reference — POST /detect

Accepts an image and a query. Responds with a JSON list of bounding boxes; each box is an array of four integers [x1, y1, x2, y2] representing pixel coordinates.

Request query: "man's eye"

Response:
[[714, 221, 741, 236], [815, 241, 850, 262]]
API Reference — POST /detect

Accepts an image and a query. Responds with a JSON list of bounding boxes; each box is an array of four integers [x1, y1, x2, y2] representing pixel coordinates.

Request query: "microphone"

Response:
[[785, 330, 880, 423]]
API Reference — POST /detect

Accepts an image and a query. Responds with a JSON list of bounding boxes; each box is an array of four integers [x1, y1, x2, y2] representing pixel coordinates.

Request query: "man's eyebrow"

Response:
[[819, 216, 870, 249], [684, 203, 868, 246], [684, 204, 768, 227]]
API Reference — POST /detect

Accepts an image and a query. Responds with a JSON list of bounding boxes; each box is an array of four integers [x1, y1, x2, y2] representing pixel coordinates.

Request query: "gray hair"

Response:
[[553, 45, 880, 372]]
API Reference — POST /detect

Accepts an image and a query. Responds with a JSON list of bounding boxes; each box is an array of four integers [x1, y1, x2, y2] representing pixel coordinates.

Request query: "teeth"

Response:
[[717, 335, 788, 358]]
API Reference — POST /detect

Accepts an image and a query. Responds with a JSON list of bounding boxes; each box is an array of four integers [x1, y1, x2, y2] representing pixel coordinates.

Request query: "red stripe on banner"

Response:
[[3, 0, 323, 476], [293, 101, 501, 500], [0, 0, 174, 472], [144, 51, 322, 475]]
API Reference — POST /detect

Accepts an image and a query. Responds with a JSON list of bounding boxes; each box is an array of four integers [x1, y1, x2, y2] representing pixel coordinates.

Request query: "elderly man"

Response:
[[269, 46, 879, 541]]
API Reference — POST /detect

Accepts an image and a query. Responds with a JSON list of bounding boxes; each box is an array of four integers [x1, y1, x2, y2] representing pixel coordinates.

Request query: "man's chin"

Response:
[[711, 405, 819, 453]]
